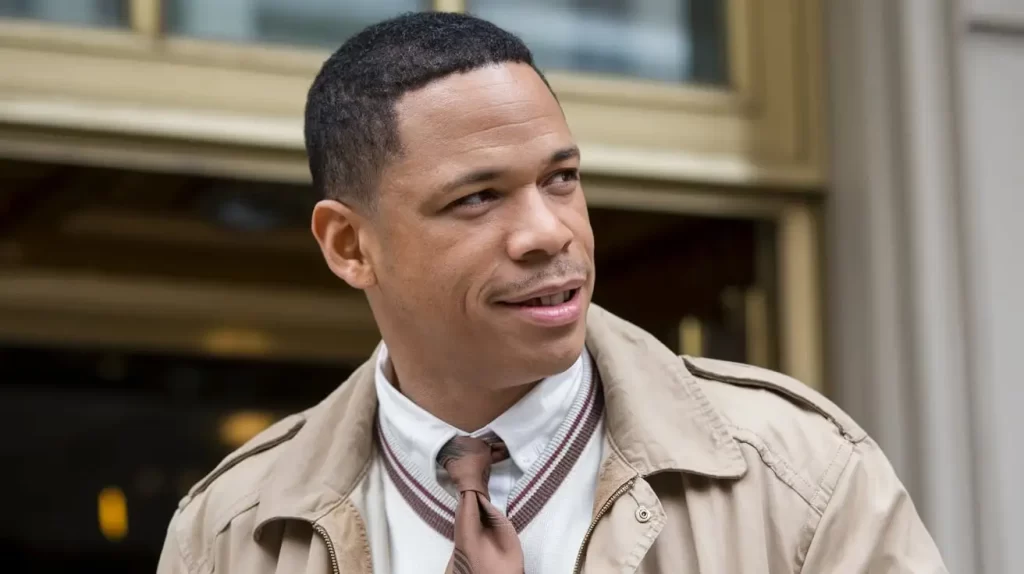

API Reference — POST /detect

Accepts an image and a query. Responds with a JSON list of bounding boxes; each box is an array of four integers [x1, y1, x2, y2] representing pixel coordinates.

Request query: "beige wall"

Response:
[[960, 2, 1024, 571], [827, 0, 1023, 572]]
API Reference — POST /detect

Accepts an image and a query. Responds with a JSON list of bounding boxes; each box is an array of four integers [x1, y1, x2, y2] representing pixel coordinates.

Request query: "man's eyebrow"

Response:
[[441, 146, 581, 194], [442, 169, 503, 194], [550, 145, 580, 164]]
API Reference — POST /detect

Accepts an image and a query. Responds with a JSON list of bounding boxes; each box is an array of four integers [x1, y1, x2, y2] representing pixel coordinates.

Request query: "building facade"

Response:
[[827, 1, 1024, 572]]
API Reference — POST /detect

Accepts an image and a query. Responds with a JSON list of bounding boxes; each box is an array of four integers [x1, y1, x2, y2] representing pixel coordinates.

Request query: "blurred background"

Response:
[[0, 0, 1018, 572]]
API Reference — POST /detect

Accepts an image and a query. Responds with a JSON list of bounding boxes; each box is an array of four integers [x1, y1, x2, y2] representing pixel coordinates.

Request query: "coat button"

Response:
[[634, 506, 652, 523]]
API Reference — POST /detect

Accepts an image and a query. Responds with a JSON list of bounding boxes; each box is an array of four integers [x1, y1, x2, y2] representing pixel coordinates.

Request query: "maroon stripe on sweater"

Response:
[[378, 446, 456, 540], [376, 362, 604, 539], [507, 375, 597, 514], [510, 384, 604, 532], [376, 425, 455, 518]]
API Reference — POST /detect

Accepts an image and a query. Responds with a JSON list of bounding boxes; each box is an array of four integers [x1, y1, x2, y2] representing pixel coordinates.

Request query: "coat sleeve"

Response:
[[800, 437, 949, 573], [157, 510, 190, 574]]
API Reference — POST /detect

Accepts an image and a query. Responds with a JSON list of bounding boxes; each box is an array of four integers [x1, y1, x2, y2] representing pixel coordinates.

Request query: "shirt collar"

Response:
[[374, 343, 586, 477]]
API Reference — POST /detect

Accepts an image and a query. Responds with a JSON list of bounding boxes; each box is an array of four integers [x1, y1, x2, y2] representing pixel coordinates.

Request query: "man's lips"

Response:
[[497, 279, 586, 305]]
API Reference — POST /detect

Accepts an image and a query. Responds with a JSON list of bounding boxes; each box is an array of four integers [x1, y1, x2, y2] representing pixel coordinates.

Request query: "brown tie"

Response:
[[437, 436, 524, 574]]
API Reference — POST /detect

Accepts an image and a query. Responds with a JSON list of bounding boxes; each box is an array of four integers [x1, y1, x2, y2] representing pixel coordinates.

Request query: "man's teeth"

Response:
[[525, 290, 572, 306]]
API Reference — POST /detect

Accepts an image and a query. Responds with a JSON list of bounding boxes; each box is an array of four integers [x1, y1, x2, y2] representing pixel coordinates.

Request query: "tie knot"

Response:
[[438, 435, 509, 495]]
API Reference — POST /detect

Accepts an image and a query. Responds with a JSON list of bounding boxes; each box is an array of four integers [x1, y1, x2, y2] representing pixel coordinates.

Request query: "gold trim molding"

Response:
[[0, 0, 825, 189]]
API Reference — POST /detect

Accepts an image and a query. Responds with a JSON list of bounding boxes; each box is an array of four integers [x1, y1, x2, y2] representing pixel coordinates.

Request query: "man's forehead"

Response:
[[394, 63, 566, 145]]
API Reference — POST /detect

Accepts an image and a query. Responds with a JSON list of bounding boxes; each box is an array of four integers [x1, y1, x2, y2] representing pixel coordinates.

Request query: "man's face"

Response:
[[366, 62, 595, 384]]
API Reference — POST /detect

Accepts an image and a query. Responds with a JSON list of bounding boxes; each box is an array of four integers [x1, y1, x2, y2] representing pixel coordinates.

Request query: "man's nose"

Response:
[[506, 190, 573, 262]]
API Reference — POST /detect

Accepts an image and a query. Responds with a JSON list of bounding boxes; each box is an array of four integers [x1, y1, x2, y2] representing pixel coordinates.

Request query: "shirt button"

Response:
[[634, 506, 652, 523]]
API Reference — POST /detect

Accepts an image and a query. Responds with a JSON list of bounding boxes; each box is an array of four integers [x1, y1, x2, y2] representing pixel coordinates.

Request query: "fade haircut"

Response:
[[304, 11, 552, 207]]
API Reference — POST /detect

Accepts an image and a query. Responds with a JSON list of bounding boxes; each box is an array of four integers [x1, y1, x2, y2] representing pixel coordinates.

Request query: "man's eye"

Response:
[[451, 190, 498, 209], [548, 169, 580, 185]]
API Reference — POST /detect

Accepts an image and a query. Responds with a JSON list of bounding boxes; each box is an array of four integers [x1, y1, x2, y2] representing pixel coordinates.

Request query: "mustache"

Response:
[[492, 259, 591, 299]]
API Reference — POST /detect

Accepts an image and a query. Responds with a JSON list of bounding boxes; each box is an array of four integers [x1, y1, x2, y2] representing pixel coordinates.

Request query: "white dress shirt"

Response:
[[372, 344, 604, 574]]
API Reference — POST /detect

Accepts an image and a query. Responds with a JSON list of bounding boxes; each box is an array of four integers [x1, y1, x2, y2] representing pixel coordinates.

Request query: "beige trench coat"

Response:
[[158, 305, 947, 573]]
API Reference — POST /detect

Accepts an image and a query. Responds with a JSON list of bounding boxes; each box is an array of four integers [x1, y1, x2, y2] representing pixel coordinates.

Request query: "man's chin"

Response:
[[509, 323, 587, 374]]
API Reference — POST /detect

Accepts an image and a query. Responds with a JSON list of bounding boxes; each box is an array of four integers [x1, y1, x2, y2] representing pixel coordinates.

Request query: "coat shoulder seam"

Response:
[[684, 357, 867, 443], [795, 439, 857, 572], [727, 423, 819, 508]]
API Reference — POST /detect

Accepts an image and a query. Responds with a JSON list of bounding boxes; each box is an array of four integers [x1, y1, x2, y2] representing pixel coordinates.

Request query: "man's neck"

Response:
[[383, 354, 539, 432]]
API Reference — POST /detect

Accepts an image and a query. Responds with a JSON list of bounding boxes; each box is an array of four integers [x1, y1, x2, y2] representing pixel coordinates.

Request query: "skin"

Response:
[[311, 62, 595, 431]]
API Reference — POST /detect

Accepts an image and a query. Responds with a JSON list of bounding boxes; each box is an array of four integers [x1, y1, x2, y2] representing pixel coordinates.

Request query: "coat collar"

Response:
[[254, 304, 746, 535], [583, 305, 746, 478]]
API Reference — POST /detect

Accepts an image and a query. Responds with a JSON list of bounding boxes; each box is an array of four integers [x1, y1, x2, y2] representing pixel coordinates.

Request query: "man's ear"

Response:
[[311, 199, 377, 290]]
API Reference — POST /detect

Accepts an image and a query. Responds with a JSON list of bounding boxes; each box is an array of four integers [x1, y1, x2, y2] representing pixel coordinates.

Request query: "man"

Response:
[[158, 11, 947, 574]]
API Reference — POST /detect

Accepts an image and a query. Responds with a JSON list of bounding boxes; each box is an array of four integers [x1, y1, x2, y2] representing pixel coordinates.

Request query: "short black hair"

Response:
[[304, 11, 551, 207]]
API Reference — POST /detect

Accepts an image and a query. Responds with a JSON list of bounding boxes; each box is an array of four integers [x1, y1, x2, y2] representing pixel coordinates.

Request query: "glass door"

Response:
[[469, 0, 728, 85]]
